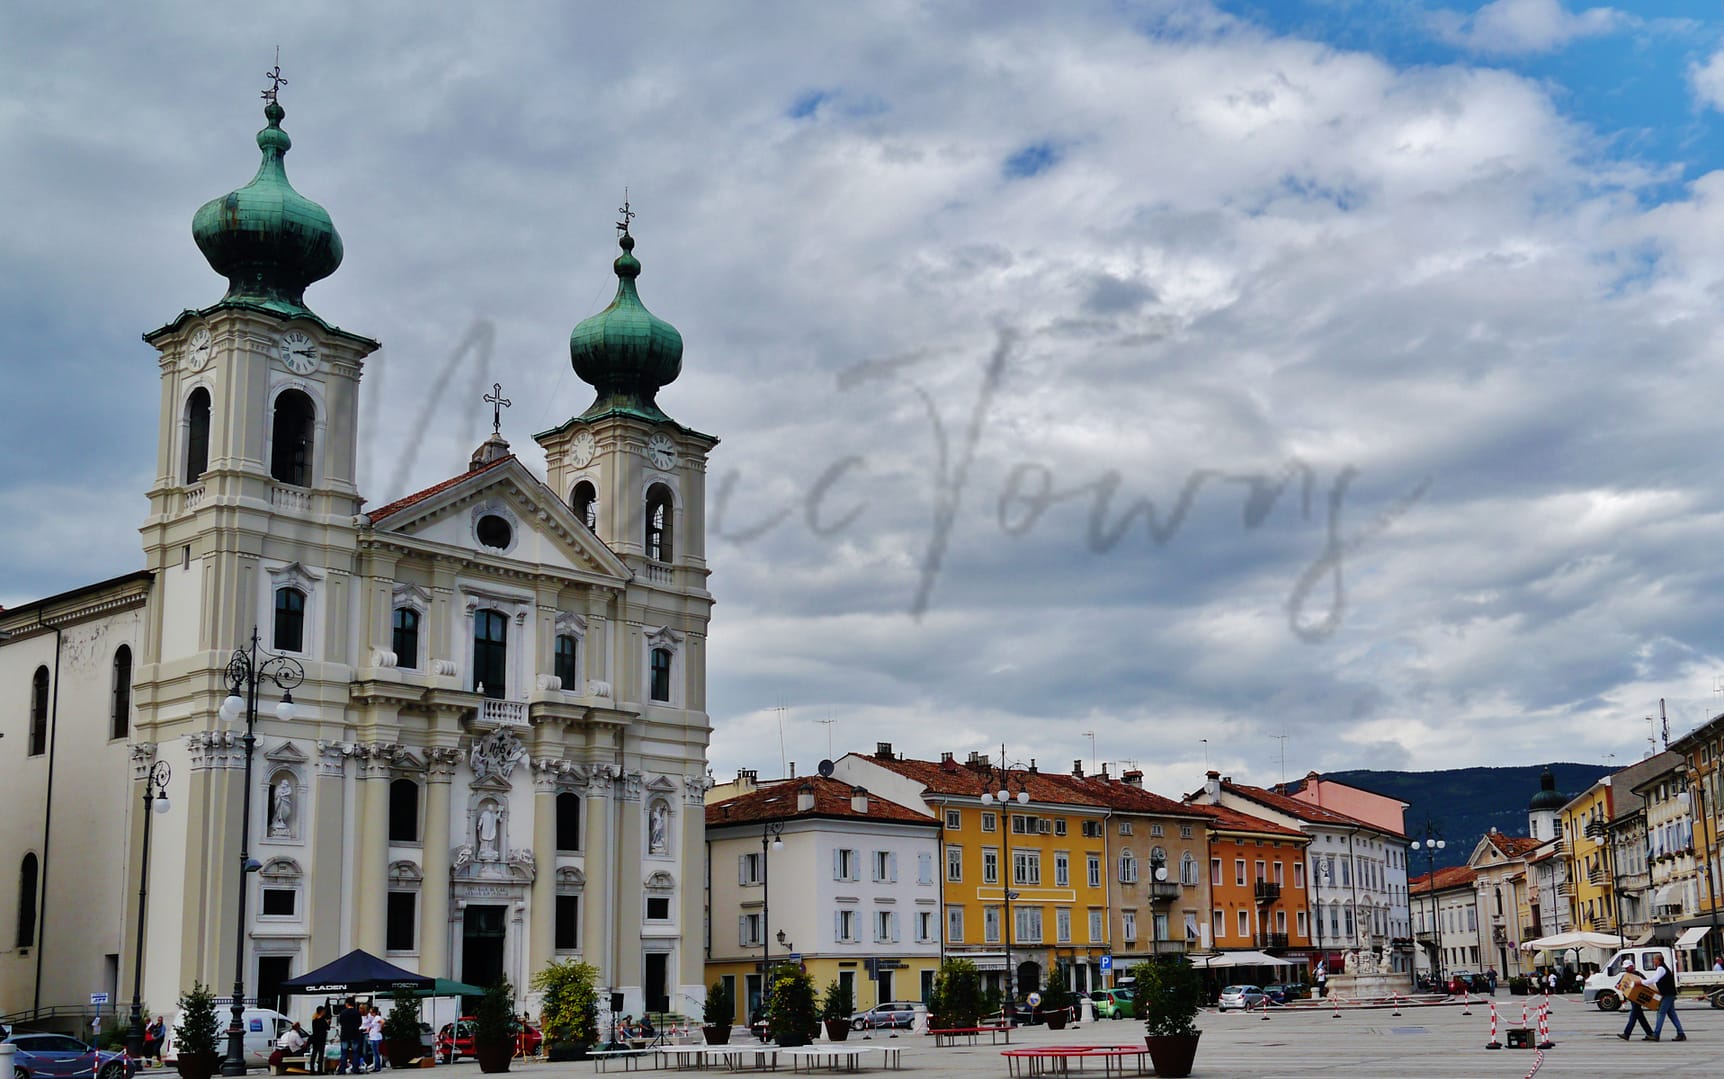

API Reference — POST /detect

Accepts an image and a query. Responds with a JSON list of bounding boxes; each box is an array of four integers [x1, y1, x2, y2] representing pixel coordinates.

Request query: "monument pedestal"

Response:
[[1327, 973, 1413, 1000]]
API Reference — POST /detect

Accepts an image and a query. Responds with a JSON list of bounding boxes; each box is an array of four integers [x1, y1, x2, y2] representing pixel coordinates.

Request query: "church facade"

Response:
[[0, 95, 716, 1023]]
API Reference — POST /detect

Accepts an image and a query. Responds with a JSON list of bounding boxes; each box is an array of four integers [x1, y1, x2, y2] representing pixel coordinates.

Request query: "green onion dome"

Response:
[[192, 101, 343, 309], [570, 233, 683, 421], [1528, 766, 1566, 812]]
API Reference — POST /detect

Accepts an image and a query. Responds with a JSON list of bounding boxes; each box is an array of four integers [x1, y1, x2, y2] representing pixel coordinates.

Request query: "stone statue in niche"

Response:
[[649, 802, 668, 855], [478, 802, 501, 860], [269, 778, 293, 837]]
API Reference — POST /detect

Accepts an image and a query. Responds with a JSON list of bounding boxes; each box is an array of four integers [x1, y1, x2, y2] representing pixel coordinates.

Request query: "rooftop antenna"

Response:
[[817, 714, 836, 760], [1647, 716, 1657, 760], [1083, 731, 1096, 776], [1272, 732, 1289, 789], [775, 703, 788, 778], [1661, 698, 1669, 749], [1201, 738, 1209, 770]]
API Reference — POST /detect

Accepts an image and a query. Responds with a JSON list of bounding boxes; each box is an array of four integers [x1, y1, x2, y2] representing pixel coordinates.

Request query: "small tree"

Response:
[[820, 979, 854, 1023], [530, 960, 600, 1050], [382, 987, 423, 1043], [765, 965, 818, 1047], [1136, 958, 1201, 1038], [703, 980, 735, 1028], [473, 975, 517, 1047], [1041, 968, 1072, 1015], [173, 981, 221, 1061], [933, 959, 983, 1028]]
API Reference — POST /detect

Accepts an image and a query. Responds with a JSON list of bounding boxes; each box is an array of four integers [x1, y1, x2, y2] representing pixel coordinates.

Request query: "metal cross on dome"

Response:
[[616, 189, 635, 237], [262, 48, 287, 105], [484, 382, 511, 436]]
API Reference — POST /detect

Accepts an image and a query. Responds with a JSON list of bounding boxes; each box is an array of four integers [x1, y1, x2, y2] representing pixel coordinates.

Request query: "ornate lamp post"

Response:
[[127, 762, 172, 1062], [761, 821, 785, 971], [219, 630, 303, 1078], [979, 753, 1032, 1019], [1414, 825, 1446, 990]]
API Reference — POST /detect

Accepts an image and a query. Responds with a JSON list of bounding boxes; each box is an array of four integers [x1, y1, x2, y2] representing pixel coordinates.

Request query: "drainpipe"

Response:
[[31, 618, 63, 1019]]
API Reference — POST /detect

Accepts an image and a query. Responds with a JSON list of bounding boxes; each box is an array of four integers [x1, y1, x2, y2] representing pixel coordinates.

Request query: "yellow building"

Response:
[[1559, 779, 1615, 934], [1672, 715, 1724, 941]]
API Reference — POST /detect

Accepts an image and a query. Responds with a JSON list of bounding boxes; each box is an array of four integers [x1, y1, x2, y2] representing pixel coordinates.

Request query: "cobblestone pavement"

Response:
[[435, 996, 1724, 1078]]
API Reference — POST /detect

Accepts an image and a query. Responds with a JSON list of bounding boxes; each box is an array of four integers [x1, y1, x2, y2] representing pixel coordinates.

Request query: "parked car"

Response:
[[1089, 989, 1135, 1019], [1216, 985, 1267, 1011], [435, 1017, 542, 1061], [1447, 971, 1488, 996], [5, 1033, 135, 1079], [849, 1002, 923, 1031], [1262, 984, 1304, 1004]]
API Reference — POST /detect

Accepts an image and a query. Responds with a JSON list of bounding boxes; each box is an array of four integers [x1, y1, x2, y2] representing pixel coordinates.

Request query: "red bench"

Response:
[[1001, 1045, 1151, 1077]]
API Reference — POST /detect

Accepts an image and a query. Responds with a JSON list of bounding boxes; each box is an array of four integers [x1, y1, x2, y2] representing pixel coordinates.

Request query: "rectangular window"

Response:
[[917, 851, 933, 885], [1211, 858, 1222, 886], [1056, 908, 1072, 943], [947, 906, 964, 943], [1153, 912, 1169, 941], [1088, 910, 1104, 943], [1212, 909, 1225, 940], [917, 911, 935, 942], [1087, 854, 1101, 889], [1082, 820, 1102, 838], [261, 888, 296, 917], [1235, 859, 1246, 886], [1238, 909, 1250, 939], [1181, 855, 1198, 886], [1150, 823, 1164, 837], [1273, 861, 1284, 886], [1122, 911, 1137, 942], [1275, 909, 1287, 933], [873, 850, 892, 881], [836, 909, 858, 943], [1054, 852, 1070, 887], [385, 891, 415, 952], [274, 587, 306, 652], [1014, 907, 1043, 943], [1118, 821, 1133, 836], [1297, 911, 1309, 938], [945, 809, 961, 830], [646, 896, 671, 921], [740, 913, 762, 947], [1054, 820, 1067, 836], [981, 812, 997, 832], [874, 911, 893, 943], [1011, 814, 1028, 834], [1013, 850, 1041, 886], [1118, 852, 1138, 884], [1294, 862, 1306, 889], [739, 852, 763, 886], [835, 848, 858, 881], [983, 848, 999, 884], [1180, 824, 1194, 839], [1255, 860, 1266, 883], [947, 846, 963, 882], [555, 894, 580, 950], [984, 906, 1001, 944], [556, 792, 581, 852]]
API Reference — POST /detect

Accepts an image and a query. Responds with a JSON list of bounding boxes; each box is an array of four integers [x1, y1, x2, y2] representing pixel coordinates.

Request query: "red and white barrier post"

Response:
[[1537, 1003, 1554, 1050], [1485, 1000, 1502, 1050], [1461, 989, 1472, 1016]]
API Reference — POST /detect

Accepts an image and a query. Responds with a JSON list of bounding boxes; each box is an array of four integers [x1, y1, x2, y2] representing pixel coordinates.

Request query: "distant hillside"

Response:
[[1320, 763, 1616, 872]]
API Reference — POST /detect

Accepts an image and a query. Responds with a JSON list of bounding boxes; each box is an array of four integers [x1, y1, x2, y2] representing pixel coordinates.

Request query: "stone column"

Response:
[[616, 770, 645, 1005], [354, 744, 395, 953], [310, 741, 353, 965], [421, 747, 461, 976], [582, 770, 614, 985], [529, 760, 561, 976]]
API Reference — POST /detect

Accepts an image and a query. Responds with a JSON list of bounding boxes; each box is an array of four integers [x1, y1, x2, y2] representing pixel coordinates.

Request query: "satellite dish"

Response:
[[818, 759, 835, 778]]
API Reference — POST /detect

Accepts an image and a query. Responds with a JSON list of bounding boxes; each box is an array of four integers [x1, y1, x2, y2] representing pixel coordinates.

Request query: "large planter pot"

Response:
[[775, 1030, 810, 1048], [384, 1038, 420, 1069], [702, 1026, 732, 1045], [474, 1038, 514, 1074], [1145, 1032, 1202, 1079], [175, 1052, 222, 1079], [1046, 1012, 1068, 1031], [546, 1043, 589, 1062], [822, 1020, 850, 1042]]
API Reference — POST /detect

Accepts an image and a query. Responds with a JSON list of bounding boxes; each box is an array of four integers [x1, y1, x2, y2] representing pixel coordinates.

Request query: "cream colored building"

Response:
[[1, 97, 717, 1024]]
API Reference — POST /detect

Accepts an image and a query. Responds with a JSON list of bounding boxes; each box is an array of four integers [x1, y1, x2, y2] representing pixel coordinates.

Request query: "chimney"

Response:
[[797, 783, 816, 813], [1123, 770, 1144, 788], [739, 768, 758, 792], [941, 751, 954, 764], [875, 742, 894, 760], [1028, 758, 1038, 775], [789, 761, 796, 778], [851, 786, 869, 814], [1101, 763, 1110, 780], [1073, 759, 1085, 778], [1204, 770, 1221, 802]]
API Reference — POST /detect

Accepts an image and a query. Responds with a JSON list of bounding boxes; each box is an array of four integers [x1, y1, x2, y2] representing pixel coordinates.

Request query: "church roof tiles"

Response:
[[707, 776, 937, 827]]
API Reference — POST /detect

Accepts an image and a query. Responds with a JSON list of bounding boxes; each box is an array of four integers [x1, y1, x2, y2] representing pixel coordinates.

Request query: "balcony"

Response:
[[1148, 881, 1181, 901], [1257, 933, 1289, 951], [1491, 926, 1508, 944], [477, 697, 528, 728], [1589, 867, 1608, 886], [270, 484, 310, 513], [1556, 881, 1576, 899], [1253, 881, 1281, 905], [1591, 915, 1615, 933]]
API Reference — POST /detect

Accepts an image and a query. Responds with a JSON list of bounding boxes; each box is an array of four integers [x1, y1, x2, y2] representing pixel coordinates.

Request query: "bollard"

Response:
[[1520, 1001, 1528, 1028], [1485, 1000, 1502, 1050], [1461, 989, 1472, 1016], [1260, 997, 1271, 1021], [1390, 993, 1401, 1017], [1537, 1003, 1554, 1050], [1331, 993, 1341, 1019]]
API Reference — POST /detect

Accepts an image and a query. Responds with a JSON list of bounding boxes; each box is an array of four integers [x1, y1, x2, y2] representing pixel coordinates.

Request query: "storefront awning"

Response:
[[971, 957, 1007, 971], [1675, 926, 1712, 950]]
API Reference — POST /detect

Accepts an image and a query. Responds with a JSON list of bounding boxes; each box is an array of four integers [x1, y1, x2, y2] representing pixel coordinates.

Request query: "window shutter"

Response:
[[892, 912, 900, 943], [850, 849, 861, 881], [834, 910, 843, 942], [739, 855, 749, 886], [739, 915, 749, 946], [889, 853, 899, 883], [834, 849, 842, 880]]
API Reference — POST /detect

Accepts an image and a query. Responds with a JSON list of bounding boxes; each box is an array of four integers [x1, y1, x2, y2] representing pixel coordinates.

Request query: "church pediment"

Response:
[[264, 741, 309, 764], [363, 458, 630, 583], [644, 775, 678, 794]]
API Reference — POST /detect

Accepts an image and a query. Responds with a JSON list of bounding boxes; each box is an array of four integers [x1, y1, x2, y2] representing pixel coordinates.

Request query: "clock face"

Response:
[[570, 432, 597, 468], [183, 326, 212, 372], [279, 330, 318, 374], [646, 434, 677, 471]]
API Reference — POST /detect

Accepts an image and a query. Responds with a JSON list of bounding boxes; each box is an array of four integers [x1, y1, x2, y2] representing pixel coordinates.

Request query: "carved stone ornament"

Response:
[[425, 746, 463, 780], [317, 739, 360, 776], [469, 727, 528, 782], [644, 870, 675, 891], [586, 679, 613, 699], [683, 773, 711, 805], [620, 771, 644, 803], [186, 729, 242, 770], [130, 741, 159, 780]]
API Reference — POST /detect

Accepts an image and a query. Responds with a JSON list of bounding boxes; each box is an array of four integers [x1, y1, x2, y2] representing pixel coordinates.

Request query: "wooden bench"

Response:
[[930, 1025, 1012, 1047]]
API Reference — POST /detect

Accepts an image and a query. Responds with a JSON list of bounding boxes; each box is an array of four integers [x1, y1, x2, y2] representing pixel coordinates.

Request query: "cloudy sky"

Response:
[[4, 0, 1723, 797]]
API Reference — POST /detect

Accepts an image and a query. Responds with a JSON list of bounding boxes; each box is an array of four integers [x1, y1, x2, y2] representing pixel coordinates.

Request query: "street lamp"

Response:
[[1414, 826, 1446, 990], [761, 822, 785, 971], [127, 762, 171, 1062], [219, 629, 303, 1078], [979, 752, 1033, 1018]]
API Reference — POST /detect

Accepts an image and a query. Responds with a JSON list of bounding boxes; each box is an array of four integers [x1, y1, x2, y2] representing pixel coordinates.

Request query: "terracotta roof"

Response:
[[860, 755, 1109, 807], [706, 777, 938, 827], [1182, 801, 1307, 840], [1056, 775, 1211, 819], [1409, 865, 1478, 890], [1485, 833, 1542, 858], [366, 454, 516, 523], [1220, 781, 1406, 838]]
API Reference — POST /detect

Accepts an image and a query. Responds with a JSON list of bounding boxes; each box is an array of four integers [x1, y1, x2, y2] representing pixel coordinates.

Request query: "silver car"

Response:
[[1216, 985, 1267, 1011]]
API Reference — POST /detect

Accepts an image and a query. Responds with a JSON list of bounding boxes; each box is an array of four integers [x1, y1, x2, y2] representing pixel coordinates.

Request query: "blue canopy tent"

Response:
[[279, 949, 435, 995]]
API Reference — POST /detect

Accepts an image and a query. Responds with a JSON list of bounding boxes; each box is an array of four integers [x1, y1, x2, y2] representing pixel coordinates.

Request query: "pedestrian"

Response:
[[1546, 970, 1558, 995], [1486, 966, 1497, 994], [1713, 955, 1723, 973], [366, 1003, 385, 1071], [1617, 959, 1655, 1040], [142, 1016, 163, 1065], [1314, 961, 1327, 999], [337, 997, 364, 1075], [1647, 953, 1686, 1042], [309, 1006, 329, 1075]]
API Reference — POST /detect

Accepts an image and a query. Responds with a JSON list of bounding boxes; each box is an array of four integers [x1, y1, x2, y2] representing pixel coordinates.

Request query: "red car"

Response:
[[434, 1019, 541, 1061]]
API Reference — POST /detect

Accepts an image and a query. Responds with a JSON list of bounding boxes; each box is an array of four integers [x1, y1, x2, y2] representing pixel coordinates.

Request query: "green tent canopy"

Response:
[[417, 978, 487, 997]]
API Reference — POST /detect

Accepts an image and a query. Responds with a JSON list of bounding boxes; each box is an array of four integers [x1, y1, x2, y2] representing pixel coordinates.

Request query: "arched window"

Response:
[[644, 484, 673, 562], [270, 389, 315, 487], [473, 610, 508, 699], [1180, 851, 1198, 886], [111, 646, 132, 740], [554, 634, 578, 689], [389, 779, 420, 843], [28, 666, 48, 757], [184, 388, 211, 484], [392, 608, 420, 670], [274, 587, 306, 652], [649, 647, 672, 703], [1118, 850, 1137, 884], [570, 481, 598, 531], [16, 853, 37, 948], [556, 792, 581, 852]]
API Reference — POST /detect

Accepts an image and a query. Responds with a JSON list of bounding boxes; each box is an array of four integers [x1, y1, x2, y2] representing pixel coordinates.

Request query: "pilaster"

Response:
[[311, 740, 355, 965], [421, 747, 460, 976], [354, 741, 399, 953]]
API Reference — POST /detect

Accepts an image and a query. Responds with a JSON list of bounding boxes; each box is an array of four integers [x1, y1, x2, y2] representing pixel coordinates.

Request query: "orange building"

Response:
[[1184, 803, 1313, 957]]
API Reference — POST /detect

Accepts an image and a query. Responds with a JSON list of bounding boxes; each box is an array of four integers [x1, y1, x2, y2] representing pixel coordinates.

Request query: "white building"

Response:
[[1, 95, 717, 1023]]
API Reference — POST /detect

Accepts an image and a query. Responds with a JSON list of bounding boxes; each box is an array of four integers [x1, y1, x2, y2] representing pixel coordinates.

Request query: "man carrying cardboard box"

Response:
[[1617, 960, 1655, 1041], [1646, 954, 1687, 1042]]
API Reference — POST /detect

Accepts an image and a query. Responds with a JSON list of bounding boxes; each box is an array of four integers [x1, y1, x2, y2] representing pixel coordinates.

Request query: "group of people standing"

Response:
[[281, 998, 387, 1074]]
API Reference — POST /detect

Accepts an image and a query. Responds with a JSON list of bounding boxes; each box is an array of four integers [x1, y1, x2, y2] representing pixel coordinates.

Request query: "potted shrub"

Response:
[[379, 988, 425, 1069], [1041, 975, 1072, 1031], [933, 959, 983, 1029], [172, 981, 222, 1079], [472, 976, 518, 1073], [702, 980, 735, 1045], [1137, 958, 1202, 1079], [530, 959, 599, 1062], [765, 965, 818, 1048], [819, 980, 853, 1042]]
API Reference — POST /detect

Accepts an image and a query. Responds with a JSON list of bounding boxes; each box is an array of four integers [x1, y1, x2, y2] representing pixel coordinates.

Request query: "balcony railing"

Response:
[[1257, 932, 1289, 951], [1589, 867, 1607, 885], [271, 484, 310, 513], [478, 697, 528, 728], [1253, 881, 1281, 905], [1148, 881, 1181, 901], [1556, 882, 1576, 898]]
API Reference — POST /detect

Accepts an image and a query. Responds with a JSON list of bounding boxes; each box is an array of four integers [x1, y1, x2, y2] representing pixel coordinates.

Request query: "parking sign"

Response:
[[90, 992, 109, 1006], [1099, 956, 1112, 972]]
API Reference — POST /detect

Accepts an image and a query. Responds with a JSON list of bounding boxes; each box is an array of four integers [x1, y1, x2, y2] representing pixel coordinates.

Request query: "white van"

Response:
[[162, 1008, 295, 1068]]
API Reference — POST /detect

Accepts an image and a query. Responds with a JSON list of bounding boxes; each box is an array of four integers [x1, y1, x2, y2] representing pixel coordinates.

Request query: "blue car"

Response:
[[5, 1033, 133, 1079]]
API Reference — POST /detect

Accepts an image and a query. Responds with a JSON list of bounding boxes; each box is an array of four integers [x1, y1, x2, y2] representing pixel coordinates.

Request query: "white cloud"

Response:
[[1691, 46, 1724, 112], [1431, 0, 1630, 55]]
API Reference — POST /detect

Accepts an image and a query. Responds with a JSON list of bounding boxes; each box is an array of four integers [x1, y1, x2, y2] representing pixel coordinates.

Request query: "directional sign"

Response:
[[1026, 992, 1042, 1008], [90, 992, 109, 1005], [1099, 955, 1113, 972]]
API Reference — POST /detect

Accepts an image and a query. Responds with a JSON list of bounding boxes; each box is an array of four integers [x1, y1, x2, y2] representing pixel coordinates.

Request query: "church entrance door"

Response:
[[462, 905, 507, 989], [644, 953, 669, 1014]]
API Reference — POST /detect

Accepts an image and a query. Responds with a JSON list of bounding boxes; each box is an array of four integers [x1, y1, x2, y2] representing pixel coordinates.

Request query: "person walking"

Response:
[[365, 1004, 385, 1071], [337, 997, 364, 1075], [308, 1006, 329, 1075], [1618, 959, 1655, 1040], [1647, 954, 1686, 1042]]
